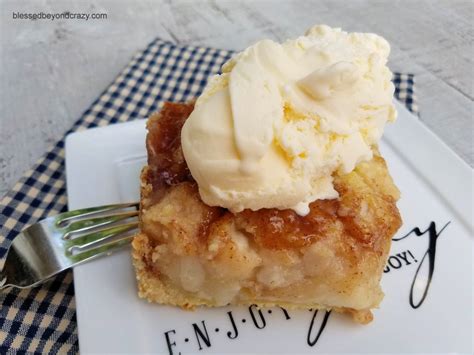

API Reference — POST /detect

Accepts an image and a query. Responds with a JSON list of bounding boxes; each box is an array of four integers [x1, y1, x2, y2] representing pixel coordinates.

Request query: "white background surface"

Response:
[[0, 0, 473, 197], [65, 101, 473, 353]]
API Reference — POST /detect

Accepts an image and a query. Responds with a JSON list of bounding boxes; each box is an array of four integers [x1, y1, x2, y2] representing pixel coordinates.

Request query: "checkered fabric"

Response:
[[0, 38, 419, 354], [393, 73, 418, 114]]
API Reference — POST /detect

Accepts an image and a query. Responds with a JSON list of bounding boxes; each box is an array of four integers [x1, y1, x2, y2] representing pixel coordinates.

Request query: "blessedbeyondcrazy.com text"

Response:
[[12, 11, 107, 21]]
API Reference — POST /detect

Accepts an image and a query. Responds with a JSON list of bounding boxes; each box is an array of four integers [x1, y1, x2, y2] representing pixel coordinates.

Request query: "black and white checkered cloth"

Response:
[[0, 38, 419, 354]]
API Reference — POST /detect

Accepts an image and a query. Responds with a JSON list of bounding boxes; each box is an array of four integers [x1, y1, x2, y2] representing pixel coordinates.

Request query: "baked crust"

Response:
[[131, 102, 402, 323]]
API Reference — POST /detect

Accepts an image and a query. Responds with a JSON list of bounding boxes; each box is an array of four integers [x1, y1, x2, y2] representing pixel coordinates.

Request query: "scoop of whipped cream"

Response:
[[181, 25, 396, 216]]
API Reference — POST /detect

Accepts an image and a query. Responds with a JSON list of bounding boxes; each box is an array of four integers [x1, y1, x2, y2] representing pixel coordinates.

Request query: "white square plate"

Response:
[[65, 101, 473, 354]]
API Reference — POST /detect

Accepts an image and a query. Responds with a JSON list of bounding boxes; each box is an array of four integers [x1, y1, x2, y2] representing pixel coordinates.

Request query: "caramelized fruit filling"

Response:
[[146, 102, 195, 192]]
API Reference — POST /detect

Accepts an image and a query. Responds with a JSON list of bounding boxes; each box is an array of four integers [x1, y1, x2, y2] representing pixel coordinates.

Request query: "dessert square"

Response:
[[132, 102, 401, 323]]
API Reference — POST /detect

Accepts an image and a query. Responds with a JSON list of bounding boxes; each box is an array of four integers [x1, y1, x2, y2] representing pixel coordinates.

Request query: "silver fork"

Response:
[[0, 202, 139, 290]]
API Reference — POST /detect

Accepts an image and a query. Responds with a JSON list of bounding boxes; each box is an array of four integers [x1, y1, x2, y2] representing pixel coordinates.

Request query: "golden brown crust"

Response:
[[132, 102, 402, 323]]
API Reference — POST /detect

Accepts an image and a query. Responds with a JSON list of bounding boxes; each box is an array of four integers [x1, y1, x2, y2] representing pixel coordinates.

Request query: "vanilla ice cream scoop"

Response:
[[181, 25, 397, 215]]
